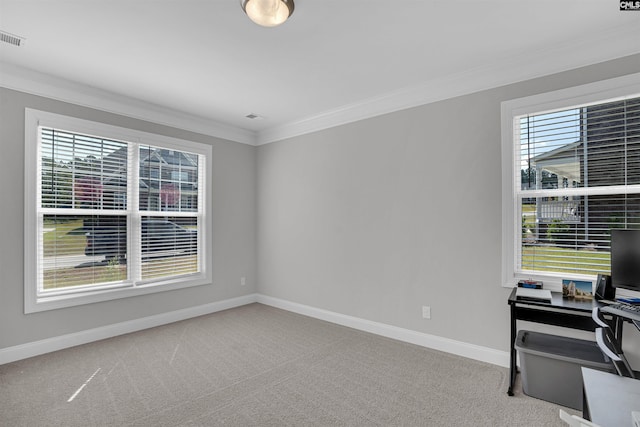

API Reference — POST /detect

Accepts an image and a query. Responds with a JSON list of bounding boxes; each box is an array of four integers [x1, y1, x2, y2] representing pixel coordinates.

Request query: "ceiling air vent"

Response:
[[0, 30, 25, 47]]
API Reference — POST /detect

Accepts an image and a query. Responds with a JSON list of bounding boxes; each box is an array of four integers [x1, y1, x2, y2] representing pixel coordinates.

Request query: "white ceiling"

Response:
[[1, 0, 639, 145]]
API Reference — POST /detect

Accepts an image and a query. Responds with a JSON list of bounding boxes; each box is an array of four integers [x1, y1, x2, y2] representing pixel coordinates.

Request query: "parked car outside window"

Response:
[[83, 218, 197, 261]]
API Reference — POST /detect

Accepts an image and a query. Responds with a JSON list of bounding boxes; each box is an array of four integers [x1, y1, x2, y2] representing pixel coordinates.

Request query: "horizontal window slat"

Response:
[[37, 126, 204, 293]]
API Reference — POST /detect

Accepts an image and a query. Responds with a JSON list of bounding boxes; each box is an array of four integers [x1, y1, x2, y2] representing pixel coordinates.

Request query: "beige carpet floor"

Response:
[[0, 303, 577, 426]]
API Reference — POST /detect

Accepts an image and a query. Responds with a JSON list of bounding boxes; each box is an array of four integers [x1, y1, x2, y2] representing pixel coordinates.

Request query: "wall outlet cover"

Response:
[[422, 306, 431, 319]]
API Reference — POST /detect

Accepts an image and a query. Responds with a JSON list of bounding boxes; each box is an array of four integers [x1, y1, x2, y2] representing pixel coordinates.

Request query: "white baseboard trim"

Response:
[[1, 293, 509, 368], [257, 295, 510, 368], [0, 293, 259, 365]]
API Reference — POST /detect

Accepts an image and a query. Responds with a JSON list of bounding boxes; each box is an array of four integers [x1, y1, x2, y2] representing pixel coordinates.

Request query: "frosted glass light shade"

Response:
[[241, 0, 294, 27]]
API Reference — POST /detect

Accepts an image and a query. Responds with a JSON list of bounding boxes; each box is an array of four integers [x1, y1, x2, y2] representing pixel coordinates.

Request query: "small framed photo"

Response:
[[562, 279, 594, 299]]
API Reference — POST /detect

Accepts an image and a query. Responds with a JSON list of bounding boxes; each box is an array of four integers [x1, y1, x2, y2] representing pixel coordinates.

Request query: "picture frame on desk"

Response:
[[562, 279, 594, 300]]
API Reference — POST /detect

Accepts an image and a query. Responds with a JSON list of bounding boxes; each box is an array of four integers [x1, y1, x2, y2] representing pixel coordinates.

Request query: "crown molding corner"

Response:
[[0, 62, 258, 146], [256, 23, 640, 145]]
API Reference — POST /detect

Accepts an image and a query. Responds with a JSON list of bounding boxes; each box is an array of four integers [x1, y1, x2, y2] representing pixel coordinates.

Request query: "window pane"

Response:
[[519, 98, 640, 191], [139, 147, 199, 212], [42, 214, 127, 290], [141, 216, 198, 280], [584, 99, 640, 187], [520, 194, 640, 275], [41, 128, 128, 209], [519, 109, 581, 191]]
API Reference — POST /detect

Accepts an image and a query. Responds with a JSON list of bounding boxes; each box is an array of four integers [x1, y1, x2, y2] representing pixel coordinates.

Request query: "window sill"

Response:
[[502, 271, 596, 294], [25, 274, 211, 313]]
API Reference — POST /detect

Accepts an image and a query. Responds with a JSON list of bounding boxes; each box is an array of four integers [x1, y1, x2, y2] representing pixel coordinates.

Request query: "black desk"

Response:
[[507, 288, 601, 396], [582, 367, 640, 426]]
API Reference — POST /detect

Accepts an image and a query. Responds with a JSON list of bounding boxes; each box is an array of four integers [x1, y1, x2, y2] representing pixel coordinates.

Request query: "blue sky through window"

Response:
[[519, 108, 581, 171]]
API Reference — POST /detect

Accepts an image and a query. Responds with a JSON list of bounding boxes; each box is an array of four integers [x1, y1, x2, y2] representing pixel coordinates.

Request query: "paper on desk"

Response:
[[516, 287, 552, 301]]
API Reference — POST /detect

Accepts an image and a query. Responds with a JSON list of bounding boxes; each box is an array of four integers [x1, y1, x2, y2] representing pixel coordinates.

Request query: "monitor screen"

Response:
[[611, 229, 640, 292]]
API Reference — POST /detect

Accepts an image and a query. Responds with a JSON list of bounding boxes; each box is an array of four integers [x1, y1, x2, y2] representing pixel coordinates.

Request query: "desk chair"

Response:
[[591, 307, 611, 329], [595, 327, 636, 379], [592, 306, 629, 357], [559, 409, 600, 427]]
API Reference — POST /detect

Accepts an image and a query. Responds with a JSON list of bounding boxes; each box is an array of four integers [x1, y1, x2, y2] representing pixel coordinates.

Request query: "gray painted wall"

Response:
[[256, 54, 640, 360], [0, 88, 257, 350], [2, 54, 640, 364]]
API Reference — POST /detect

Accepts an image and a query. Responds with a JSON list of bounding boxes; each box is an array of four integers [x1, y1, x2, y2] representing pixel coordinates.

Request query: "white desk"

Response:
[[582, 367, 640, 426]]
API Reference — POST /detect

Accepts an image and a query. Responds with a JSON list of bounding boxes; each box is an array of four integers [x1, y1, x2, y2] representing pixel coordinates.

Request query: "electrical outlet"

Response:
[[422, 305, 431, 319], [241, 277, 246, 286]]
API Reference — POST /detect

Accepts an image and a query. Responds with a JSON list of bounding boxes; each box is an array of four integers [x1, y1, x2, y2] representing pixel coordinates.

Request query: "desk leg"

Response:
[[614, 317, 624, 342], [508, 303, 516, 396]]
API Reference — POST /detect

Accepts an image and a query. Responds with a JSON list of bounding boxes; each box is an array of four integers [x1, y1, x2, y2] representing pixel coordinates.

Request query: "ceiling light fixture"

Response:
[[241, 0, 294, 27]]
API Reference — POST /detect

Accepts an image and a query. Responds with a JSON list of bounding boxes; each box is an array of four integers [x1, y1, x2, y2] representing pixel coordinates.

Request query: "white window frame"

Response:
[[501, 73, 640, 292], [24, 109, 213, 313]]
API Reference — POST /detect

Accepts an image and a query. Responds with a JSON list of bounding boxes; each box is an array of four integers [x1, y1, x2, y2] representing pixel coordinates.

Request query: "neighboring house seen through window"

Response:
[[25, 109, 212, 313], [502, 74, 640, 290]]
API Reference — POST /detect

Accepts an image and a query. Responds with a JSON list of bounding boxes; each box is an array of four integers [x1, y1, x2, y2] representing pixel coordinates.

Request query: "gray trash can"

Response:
[[515, 330, 613, 410]]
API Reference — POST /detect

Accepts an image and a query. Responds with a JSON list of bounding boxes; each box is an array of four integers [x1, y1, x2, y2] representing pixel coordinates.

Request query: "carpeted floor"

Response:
[[0, 303, 577, 426]]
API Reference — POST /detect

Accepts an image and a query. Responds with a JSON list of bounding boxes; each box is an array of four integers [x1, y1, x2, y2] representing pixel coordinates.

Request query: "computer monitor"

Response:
[[611, 229, 640, 292]]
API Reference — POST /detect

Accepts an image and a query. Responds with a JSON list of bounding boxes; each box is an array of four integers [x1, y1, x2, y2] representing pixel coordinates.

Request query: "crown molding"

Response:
[[2, 20, 639, 147], [0, 62, 258, 146], [257, 22, 640, 145]]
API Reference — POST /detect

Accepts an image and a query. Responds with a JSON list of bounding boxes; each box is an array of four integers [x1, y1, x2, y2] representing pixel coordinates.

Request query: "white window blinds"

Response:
[[40, 128, 130, 290], [138, 145, 202, 281], [26, 109, 212, 313], [516, 96, 640, 276]]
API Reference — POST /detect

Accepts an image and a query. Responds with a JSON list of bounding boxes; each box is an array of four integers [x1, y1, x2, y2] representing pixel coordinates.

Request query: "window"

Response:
[[502, 74, 640, 290], [25, 109, 212, 313]]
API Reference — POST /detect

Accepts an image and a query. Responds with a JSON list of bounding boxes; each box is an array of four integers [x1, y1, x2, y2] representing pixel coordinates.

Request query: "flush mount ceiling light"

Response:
[[241, 0, 294, 27]]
